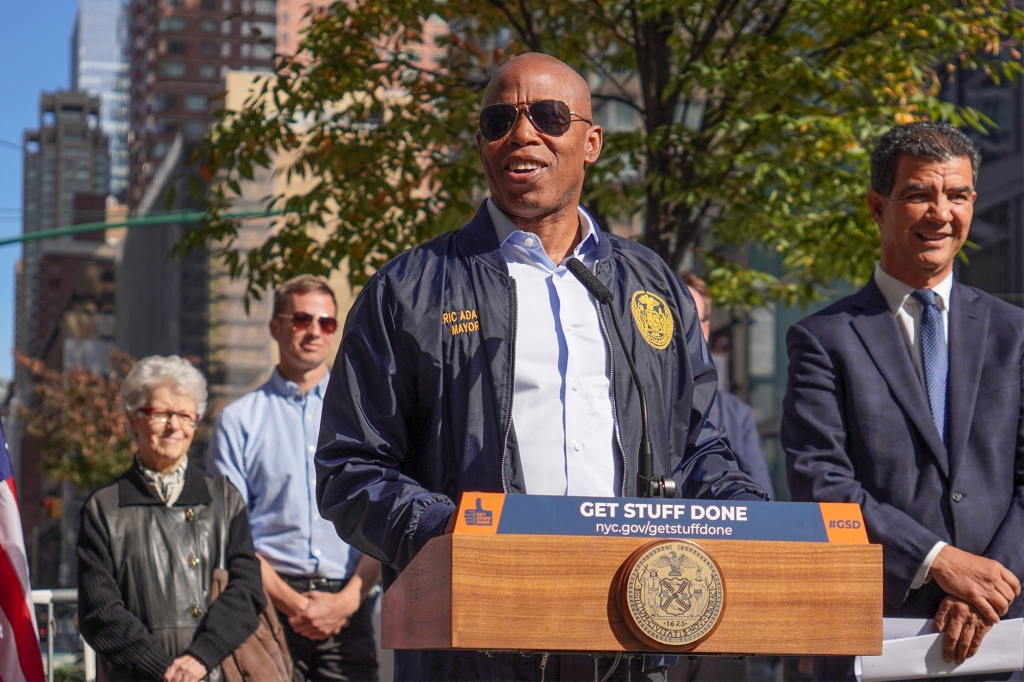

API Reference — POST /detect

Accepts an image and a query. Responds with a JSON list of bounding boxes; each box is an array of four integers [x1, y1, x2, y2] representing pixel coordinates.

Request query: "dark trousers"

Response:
[[394, 650, 667, 682], [278, 596, 378, 682]]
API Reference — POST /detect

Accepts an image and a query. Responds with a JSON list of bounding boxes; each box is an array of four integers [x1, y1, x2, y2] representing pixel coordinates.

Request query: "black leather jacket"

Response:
[[78, 462, 265, 681]]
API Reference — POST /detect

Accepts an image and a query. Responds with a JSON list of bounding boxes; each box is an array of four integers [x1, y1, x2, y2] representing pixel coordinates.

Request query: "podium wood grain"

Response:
[[382, 534, 882, 655]]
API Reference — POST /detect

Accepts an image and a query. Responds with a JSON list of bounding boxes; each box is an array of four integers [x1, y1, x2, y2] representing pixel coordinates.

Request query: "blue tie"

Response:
[[911, 289, 948, 443]]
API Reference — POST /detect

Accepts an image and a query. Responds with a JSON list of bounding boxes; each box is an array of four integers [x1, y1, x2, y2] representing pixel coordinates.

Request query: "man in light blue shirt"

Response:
[[209, 275, 380, 681]]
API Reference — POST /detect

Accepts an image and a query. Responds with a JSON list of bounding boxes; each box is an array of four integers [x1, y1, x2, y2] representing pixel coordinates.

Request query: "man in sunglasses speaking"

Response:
[[209, 274, 381, 681], [316, 53, 766, 681]]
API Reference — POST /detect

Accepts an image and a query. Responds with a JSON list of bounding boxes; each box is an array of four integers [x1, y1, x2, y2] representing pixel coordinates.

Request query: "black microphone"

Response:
[[565, 258, 675, 499]]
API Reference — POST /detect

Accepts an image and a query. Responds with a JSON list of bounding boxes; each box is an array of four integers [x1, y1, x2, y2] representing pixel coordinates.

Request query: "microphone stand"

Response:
[[565, 258, 675, 499]]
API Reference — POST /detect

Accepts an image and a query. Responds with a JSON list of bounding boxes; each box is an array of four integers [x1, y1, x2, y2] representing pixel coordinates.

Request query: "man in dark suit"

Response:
[[683, 273, 775, 498], [782, 121, 1023, 678]]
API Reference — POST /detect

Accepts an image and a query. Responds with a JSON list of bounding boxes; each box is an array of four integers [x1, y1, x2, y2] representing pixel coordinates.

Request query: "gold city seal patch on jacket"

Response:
[[618, 540, 725, 649], [631, 291, 673, 350]]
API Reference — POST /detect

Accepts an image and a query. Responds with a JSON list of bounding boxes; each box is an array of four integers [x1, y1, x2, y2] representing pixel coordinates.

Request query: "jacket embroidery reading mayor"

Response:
[[631, 291, 673, 350], [444, 309, 480, 336]]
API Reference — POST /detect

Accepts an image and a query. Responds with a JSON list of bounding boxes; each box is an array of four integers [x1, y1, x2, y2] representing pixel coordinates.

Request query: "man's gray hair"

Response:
[[870, 121, 981, 198], [121, 355, 209, 416]]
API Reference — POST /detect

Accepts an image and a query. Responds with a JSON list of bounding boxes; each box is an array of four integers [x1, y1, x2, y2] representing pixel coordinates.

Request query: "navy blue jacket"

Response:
[[783, 278, 1024, 619], [315, 205, 767, 579], [709, 391, 775, 499]]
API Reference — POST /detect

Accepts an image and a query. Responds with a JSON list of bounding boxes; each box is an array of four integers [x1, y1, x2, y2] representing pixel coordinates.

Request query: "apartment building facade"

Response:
[[126, 0, 277, 207]]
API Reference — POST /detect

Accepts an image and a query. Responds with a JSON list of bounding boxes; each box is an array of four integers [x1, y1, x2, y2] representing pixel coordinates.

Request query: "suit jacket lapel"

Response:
[[946, 283, 986, 482], [850, 279, 950, 477]]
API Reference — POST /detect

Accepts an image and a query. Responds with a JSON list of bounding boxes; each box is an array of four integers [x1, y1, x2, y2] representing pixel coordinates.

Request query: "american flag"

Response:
[[0, 421, 44, 682]]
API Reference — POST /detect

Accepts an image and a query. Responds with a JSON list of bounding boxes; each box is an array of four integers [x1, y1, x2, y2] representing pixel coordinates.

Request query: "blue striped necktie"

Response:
[[911, 289, 948, 443]]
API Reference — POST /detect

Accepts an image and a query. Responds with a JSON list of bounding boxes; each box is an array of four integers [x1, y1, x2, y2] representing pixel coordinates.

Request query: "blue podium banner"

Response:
[[453, 492, 868, 544]]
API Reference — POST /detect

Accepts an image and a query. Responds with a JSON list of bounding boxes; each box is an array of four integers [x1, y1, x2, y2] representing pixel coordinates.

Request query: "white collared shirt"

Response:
[[487, 198, 618, 497], [873, 263, 953, 387], [872, 263, 953, 589]]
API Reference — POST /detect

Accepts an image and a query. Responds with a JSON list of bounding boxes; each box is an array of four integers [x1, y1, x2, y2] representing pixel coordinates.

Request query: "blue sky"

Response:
[[0, 0, 81, 379]]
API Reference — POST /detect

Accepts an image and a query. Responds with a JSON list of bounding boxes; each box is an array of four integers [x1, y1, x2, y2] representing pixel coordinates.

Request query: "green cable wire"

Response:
[[0, 209, 281, 247]]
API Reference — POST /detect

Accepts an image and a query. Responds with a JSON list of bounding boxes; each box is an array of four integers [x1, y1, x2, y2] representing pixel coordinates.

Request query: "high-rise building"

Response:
[[19, 92, 111, 364], [945, 71, 1024, 307], [71, 0, 130, 197], [275, 0, 327, 56], [126, 0, 278, 207], [275, 0, 447, 66], [15, 91, 113, 587]]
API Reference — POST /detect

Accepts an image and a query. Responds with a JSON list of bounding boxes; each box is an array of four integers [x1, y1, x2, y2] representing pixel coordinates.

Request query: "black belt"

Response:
[[279, 574, 349, 594]]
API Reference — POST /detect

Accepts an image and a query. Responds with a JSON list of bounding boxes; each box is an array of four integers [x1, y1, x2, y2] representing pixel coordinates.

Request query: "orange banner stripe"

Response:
[[819, 502, 869, 544]]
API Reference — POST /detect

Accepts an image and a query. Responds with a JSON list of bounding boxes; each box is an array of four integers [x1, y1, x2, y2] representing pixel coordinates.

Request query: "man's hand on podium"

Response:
[[935, 595, 993, 665], [930, 546, 1020, 623]]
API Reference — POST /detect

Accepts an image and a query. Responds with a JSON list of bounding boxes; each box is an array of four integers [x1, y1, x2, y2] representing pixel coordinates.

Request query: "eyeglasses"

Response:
[[478, 100, 592, 142], [137, 407, 199, 428], [276, 312, 338, 335]]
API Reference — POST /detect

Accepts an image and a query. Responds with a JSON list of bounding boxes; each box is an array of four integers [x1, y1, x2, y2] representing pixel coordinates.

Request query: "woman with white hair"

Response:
[[77, 356, 266, 682]]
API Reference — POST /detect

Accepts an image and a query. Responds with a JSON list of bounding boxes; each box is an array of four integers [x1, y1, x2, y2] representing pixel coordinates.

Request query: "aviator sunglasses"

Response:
[[478, 100, 592, 142], [275, 311, 338, 334]]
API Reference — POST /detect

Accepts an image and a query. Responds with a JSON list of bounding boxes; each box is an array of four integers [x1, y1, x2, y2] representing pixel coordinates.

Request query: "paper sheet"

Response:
[[855, 617, 1023, 682]]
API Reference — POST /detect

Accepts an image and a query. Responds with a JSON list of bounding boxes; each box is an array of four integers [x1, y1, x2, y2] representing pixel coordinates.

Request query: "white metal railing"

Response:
[[31, 589, 95, 682]]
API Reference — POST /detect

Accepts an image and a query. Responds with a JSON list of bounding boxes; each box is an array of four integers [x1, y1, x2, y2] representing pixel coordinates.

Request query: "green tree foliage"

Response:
[[15, 350, 137, 491], [187, 0, 1023, 306]]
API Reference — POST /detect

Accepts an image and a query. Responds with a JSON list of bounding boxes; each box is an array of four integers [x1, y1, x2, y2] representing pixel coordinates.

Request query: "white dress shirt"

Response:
[[873, 263, 952, 588], [488, 198, 619, 496]]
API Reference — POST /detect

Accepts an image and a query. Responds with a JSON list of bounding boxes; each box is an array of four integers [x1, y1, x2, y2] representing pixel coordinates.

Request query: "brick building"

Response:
[[126, 0, 277, 207]]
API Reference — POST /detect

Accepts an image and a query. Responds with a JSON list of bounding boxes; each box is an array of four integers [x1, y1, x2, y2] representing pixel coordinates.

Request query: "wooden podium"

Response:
[[382, 494, 883, 656]]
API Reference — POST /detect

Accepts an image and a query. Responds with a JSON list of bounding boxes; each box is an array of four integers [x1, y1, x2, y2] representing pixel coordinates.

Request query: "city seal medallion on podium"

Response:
[[618, 540, 726, 649]]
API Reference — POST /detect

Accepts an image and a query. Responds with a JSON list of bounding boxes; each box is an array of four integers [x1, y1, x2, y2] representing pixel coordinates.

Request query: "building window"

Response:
[[958, 202, 1015, 296], [153, 93, 178, 111], [152, 140, 172, 158], [221, 42, 231, 57], [157, 16, 187, 32], [963, 71, 1020, 163], [251, 43, 273, 59], [201, 40, 215, 55], [240, 43, 251, 58], [159, 61, 187, 77], [200, 18, 216, 33], [201, 0, 216, 9], [223, 0, 232, 9], [184, 94, 208, 112], [165, 40, 187, 54], [254, 0, 274, 14], [182, 120, 208, 138], [221, 19, 232, 35], [163, 0, 185, 7], [199, 63, 216, 79], [155, 118, 177, 134], [242, 21, 275, 38], [598, 100, 640, 133]]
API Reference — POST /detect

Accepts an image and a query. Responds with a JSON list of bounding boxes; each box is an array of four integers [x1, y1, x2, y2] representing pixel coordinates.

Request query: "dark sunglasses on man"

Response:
[[275, 311, 338, 335], [478, 99, 592, 142]]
